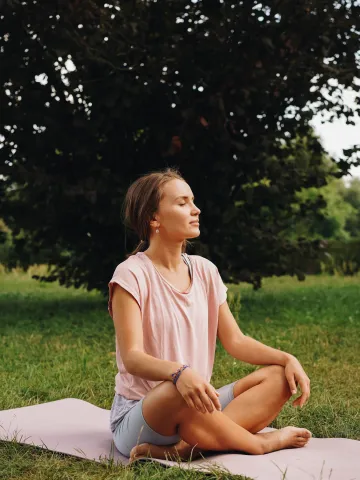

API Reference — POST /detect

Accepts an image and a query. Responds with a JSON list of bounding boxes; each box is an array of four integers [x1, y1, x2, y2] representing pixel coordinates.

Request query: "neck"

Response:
[[144, 238, 184, 272]]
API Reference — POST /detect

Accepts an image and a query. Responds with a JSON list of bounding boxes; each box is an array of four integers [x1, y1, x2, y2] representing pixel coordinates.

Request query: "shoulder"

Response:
[[112, 254, 146, 277], [190, 254, 228, 306], [108, 254, 148, 313], [188, 254, 219, 276], [109, 254, 149, 292]]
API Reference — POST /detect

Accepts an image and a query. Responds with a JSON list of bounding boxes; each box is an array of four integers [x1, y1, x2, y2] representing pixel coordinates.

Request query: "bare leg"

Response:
[[179, 366, 311, 454], [130, 366, 311, 462], [130, 404, 311, 462], [223, 365, 294, 433]]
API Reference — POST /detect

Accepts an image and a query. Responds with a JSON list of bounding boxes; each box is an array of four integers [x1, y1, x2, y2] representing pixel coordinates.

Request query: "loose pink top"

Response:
[[108, 252, 228, 399]]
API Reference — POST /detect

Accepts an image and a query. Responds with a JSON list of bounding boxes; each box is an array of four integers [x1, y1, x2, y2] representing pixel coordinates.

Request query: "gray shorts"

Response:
[[113, 380, 238, 458]]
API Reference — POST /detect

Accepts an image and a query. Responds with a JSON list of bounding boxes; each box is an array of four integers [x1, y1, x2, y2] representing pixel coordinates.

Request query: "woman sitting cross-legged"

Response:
[[108, 167, 311, 463]]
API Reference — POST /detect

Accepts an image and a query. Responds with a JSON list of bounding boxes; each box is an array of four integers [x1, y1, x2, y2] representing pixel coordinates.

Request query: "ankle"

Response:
[[256, 433, 275, 454], [257, 439, 267, 455]]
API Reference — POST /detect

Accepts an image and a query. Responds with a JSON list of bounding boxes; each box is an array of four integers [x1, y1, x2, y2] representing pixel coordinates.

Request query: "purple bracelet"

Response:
[[171, 364, 189, 385]]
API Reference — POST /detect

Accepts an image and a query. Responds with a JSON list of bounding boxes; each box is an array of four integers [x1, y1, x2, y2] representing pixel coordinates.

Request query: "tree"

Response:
[[342, 178, 360, 238], [1, 1, 359, 292], [284, 175, 360, 241], [285, 176, 357, 241]]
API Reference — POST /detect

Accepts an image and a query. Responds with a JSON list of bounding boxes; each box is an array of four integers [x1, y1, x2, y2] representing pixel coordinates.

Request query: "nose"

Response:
[[190, 199, 201, 216]]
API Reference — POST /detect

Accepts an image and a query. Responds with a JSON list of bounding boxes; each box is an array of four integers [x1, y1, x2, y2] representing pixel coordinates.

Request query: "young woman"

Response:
[[108, 168, 311, 462]]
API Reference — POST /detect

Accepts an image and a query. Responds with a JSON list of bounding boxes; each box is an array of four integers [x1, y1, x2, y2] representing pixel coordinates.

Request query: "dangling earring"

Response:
[[155, 227, 159, 234]]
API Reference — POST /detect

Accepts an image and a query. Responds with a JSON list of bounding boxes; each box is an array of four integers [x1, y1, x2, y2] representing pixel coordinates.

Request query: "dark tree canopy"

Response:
[[1, 0, 359, 293]]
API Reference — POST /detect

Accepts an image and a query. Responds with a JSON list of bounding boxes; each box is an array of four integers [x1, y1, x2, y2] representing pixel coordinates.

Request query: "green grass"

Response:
[[0, 265, 359, 479]]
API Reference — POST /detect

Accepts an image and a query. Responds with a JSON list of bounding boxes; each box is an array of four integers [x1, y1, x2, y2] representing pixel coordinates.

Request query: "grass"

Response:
[[0, 265, 359, 479]]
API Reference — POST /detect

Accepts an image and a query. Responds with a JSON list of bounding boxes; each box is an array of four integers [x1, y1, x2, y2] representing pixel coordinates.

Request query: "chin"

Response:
[[187, 231, 201, 239]]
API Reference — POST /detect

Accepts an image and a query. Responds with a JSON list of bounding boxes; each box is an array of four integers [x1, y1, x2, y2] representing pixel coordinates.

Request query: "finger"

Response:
[[292, 395, 303, 407], [298, 381, 310, 407], [199, 390, 215, 413], [188, 392, 204, 413], [303, 391, 310, 407], [185, 396, 198, 412], [293, 392, 308, 408], [300, 388, 310, 407], [287, 374, 297, 395], [207, 386, 222, 411], [190, 392, 207, 413]]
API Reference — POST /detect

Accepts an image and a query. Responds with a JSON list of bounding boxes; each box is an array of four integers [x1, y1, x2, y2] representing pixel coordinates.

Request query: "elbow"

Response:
[[123, 349, 141, 375], [123, 356, 135, 375], [124, 362, 135, 375], [226, 335, 246, 357]]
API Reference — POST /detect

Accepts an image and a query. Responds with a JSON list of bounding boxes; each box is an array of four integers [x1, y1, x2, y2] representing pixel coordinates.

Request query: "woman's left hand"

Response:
[[284, 356, 311, 408]]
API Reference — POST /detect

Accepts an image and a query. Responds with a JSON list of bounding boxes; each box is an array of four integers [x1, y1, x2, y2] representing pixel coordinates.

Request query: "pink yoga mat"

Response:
[[0, 398, 359, 479]]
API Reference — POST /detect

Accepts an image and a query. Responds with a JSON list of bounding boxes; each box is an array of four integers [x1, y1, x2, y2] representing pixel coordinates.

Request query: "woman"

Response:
[[108, 168, 311, 462]]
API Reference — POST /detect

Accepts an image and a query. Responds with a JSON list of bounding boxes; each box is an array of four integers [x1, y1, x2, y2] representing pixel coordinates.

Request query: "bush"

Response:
[[321, 238, 360, 275], [0, 220, 55, 270]]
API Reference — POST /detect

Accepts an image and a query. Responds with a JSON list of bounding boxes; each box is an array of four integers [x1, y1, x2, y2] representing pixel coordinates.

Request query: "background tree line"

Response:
[[2, 160, 359, 275], [1, 0, 359, 293]]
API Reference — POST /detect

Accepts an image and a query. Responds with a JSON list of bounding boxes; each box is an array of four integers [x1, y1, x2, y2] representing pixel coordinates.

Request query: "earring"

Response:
[[155, 228, 159, 234]]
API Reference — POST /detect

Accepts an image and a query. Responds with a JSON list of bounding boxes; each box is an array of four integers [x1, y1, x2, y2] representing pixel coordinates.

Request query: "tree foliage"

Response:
[[284, 175, 360, 241], [1, 0, 359, 292], [342, 178, 360, 238]]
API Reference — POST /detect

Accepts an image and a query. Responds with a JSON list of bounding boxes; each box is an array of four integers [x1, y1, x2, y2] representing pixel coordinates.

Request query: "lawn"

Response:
[[0, 265, 359, 479]]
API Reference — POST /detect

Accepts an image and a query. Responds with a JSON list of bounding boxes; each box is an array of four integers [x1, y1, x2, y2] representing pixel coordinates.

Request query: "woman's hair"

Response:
[[122, 167, 192, 258]]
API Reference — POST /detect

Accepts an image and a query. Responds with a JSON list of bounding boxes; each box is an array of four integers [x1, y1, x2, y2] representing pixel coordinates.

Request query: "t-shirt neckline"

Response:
[[137, 251, 194, 295]]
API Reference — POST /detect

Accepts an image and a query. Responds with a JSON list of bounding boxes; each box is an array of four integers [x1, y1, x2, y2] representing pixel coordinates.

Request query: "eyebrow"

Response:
[[175, 195, 195, 201]]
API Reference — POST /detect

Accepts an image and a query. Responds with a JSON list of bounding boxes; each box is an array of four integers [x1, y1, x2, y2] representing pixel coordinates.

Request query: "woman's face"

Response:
[[154, 179, 201, 240]]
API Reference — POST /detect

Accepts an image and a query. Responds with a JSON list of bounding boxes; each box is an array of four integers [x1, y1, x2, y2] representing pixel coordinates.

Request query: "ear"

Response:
[[149, 216, 159, 228]]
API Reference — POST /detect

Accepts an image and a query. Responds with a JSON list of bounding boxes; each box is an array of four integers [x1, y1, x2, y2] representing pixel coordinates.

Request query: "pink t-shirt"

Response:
[[108, 251, 228, 400]]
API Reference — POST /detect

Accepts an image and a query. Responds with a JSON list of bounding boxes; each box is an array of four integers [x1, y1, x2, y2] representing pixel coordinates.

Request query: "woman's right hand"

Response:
[[175, 367, 222, 414]]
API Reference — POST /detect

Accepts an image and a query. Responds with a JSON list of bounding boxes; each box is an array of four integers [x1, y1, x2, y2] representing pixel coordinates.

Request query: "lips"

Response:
[[190, 221, 200, 225]]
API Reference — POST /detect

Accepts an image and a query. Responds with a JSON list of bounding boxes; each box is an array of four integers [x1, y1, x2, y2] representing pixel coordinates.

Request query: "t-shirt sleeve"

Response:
[[108, 263, 142, 319], [203, 256, 228, 307], [215, 266, 228, 307]]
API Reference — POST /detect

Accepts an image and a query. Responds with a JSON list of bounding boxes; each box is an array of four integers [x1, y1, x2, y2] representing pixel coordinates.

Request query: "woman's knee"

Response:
[[262, 365, 292, 398], [142, 380, 188, 433], [144, 380, 187, 409]]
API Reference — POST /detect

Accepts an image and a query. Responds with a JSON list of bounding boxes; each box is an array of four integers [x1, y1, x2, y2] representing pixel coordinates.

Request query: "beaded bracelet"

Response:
[[171, 364, 189, 385]]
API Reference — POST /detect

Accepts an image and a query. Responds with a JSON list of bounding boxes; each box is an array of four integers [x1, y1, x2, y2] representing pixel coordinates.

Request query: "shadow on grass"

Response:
[[0, 295, 107, 329]]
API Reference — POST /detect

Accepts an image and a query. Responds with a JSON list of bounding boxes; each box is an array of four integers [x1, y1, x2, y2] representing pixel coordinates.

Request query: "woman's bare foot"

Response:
[[257, 426, 312, 453], [129, 439, 203, 464], [128, 427, 312, 463]]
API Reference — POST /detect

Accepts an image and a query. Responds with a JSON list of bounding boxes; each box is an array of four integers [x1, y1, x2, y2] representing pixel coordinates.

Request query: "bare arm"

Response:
[[111, 284, 183, 382], [217, 301, 311, 406], [229, 335, 292, 366], [217, 300, 291, 365]]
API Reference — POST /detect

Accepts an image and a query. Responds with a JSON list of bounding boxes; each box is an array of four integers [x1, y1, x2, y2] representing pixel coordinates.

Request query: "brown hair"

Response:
[[122, 167, 192, 258]]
